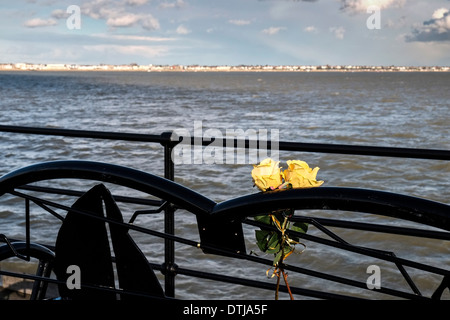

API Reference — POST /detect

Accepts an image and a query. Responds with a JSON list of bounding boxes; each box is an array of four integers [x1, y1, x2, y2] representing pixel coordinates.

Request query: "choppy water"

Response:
[[0, 71, 449, 299]]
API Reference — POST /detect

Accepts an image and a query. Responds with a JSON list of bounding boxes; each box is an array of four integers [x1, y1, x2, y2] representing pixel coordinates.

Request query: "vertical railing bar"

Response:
[[25, 198, 31, 261], [161, 132, 176, 298]]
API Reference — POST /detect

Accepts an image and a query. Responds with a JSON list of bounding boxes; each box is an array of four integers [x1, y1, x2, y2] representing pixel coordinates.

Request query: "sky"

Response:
[[1, 0, 450, 66]]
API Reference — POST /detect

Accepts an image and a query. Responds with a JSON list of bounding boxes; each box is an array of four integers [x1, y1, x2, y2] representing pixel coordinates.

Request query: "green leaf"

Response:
[[266, 233, 281, 254], [273, 250, 283, 266], [291, 222, 308, 234], [255, 230, 270, 252], [254, 215, 271, 225], [255, 229, 270, 242]]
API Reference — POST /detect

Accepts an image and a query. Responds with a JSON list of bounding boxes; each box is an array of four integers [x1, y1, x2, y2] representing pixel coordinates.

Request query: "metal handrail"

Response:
[[0, 125, 449, 300], [1, 124, 450, 160]]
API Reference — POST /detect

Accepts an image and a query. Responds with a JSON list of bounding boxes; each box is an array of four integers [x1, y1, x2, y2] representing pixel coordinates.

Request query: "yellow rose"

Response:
[[283, 160, 324, 188], [252, 158, 283, 191]]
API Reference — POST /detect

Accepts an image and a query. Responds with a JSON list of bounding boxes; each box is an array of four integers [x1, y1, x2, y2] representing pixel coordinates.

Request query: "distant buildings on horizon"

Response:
[[1, 62, 449, 72]]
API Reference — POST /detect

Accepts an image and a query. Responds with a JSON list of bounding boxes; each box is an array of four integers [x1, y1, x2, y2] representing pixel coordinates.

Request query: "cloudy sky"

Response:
[[1, 0, 450, 66]]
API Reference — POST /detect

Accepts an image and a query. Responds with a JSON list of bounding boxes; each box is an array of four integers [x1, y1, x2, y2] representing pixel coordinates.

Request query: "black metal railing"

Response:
[[0, 124, 449, 300], [1, 124, 450, 161]]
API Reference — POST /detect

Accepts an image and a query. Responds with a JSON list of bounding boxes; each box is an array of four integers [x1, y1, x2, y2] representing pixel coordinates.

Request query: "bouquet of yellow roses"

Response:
[[252, 158, 323, 192], [251, 158, 324, 299]]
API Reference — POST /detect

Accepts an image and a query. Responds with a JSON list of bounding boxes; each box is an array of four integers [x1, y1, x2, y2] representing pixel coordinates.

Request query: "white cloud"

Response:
[[81, 0, 115, 20], [81, 0, 159, 30], [341, 0, 406, 13], [159, 0, 186, 9], [176, 24, 191, 34], [141, 15, 160, 31], [107, 13, 142, 28], [432, 8, 449, 20], [228, 19, 251, 26], [330, 26, 346, 39], [105, 13, 159, 30], [406, 8, 450, 42], [51, 9, 69, 20], [24, 18, 57, 28], [125, 0, 149, 6], [304, 26, 318, 33], [262, 26, 286, 35]]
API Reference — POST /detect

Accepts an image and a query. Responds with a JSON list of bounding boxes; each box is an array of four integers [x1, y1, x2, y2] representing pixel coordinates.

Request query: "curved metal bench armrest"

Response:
[[212, 187, 450, 231], [1, 161, 449, 231], [0, 160, 216, 216]]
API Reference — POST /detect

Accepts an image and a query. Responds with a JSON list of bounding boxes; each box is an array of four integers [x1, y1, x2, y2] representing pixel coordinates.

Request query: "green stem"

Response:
[[273, 215, 296, 300]]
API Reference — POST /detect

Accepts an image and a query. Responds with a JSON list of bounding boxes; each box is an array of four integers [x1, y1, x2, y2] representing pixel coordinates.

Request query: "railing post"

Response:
[[161, 131, 177, 298]]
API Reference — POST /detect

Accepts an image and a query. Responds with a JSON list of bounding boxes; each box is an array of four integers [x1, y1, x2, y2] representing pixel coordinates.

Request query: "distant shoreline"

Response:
[[1, 63, 449, 73]]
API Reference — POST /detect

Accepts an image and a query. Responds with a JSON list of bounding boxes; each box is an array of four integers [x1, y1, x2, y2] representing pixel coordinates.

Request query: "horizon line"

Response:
[[2, 62, 450, 67], [1, 63, 449, 73]]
